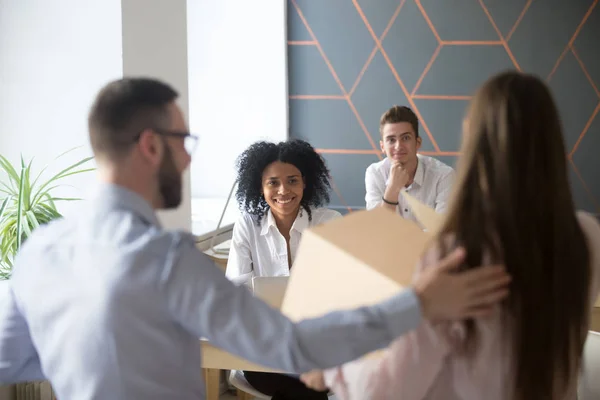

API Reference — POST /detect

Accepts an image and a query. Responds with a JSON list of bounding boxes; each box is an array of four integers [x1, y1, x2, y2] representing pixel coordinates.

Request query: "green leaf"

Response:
[[31, 159, 94, 205], [37, 203, 62, 219], [25, 210, 40, 230], [21, 216, 32, 239], [0, 197, 8, 222], [0, 181, 15, 196], [30, 147, 82, 193], [43, 193, 57, 210], [1, 235, 16, 264], [32, 204, 56, 221], [15, 166, 25, 251], [22, 158, 33, 211], [53, 146, 84, 160], [50, 197, 83, 201], [0, 155, 20, 187]]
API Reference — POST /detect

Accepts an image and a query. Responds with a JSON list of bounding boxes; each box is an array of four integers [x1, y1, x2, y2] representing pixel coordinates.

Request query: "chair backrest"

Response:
[[579, 331, 600, 399], [252, 276, 289, 309]]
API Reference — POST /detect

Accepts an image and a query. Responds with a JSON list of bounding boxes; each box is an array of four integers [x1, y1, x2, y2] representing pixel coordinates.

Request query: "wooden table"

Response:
[[202, 250, 282, 399], [201, 340, 282, 400]]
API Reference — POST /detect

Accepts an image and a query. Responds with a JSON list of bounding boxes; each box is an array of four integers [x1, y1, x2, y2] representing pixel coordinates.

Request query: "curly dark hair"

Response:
[[235, 139, 332, 223]]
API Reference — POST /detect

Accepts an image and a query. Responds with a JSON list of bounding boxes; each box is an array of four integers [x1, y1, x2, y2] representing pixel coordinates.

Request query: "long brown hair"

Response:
[[439, 71, 591, 399]]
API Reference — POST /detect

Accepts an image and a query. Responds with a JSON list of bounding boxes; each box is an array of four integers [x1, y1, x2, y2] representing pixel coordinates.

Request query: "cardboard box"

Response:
[[281, 197, 600, 333], [402, 191, 446, 233], [281, 207, 434, 321]]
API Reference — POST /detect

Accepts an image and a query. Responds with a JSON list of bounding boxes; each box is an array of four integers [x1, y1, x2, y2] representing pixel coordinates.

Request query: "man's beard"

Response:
[[158, 145, 182, 209]]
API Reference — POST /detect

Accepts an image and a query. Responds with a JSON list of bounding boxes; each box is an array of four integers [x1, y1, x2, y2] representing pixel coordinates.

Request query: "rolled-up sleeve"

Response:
[[365, 165, 385, 210]]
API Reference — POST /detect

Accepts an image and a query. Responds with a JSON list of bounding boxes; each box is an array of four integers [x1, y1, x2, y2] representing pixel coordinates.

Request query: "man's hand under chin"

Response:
[[412, 247, 511, 321]]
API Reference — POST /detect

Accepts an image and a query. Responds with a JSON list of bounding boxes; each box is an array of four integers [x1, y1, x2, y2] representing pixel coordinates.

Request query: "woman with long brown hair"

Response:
[[300, 70, 600, 399]]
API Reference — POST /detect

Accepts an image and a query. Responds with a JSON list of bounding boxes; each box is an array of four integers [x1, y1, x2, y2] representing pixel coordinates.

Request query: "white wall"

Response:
[[0, 0, 123, 214], [0, 0, 288, 234], [121, 0, 191, 231], [186, 0, 288, 199]]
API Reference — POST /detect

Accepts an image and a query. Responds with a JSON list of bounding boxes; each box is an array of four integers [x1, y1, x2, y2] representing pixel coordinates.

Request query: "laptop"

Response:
[[252, 276, 289, 309]]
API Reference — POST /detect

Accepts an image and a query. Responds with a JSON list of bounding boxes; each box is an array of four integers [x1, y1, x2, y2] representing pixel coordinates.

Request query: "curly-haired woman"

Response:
[[226, 139, 341, 399], [226, 139, 341, 286]]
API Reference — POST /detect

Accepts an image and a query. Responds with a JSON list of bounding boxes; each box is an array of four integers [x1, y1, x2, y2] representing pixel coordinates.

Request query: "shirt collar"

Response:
[[260, 207, 310, 236], [93, 183, 161, 227]]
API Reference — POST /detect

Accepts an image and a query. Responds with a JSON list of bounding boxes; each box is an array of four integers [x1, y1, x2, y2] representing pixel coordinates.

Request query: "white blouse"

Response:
[[225, 207, 342, 286]]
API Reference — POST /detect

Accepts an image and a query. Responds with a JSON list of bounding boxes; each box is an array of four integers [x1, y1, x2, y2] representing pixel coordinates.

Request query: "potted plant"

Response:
[[0, 149, 94, 279]]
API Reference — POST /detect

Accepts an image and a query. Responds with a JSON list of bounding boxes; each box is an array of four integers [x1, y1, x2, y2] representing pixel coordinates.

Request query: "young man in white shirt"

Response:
[[365, 106, 455, 222]]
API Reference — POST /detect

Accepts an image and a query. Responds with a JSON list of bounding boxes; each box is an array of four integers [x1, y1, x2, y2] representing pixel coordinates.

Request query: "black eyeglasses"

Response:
[[135, 129, 199, 155]]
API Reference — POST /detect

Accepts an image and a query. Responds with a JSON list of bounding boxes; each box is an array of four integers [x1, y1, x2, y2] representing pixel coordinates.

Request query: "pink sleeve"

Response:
[[324, 323, 453, 399], [323, 246, 458, 399]]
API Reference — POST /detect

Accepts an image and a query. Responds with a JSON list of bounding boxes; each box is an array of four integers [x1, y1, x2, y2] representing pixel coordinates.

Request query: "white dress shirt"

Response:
[[365, 154, 455, 222], [0, 184, 422, 399], [226, 207, 341, 286]]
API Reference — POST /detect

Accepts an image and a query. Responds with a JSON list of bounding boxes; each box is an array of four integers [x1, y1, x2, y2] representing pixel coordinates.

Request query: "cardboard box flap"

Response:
[[307, 207, 431, 285], [281, 207, 432, 320], [402, 191, 445, 233]]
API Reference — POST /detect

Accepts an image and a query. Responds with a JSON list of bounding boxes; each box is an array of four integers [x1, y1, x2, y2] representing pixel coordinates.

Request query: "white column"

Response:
[[121, 0, 192, 231]]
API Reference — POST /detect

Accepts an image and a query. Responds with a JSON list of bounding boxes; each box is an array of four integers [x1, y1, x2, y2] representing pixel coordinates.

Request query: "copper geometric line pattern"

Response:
[[411, 0, 524, 98], [572, 47, 600, 99], [290, 0, 382, 159], [570, 157, 600, 211], [569, 46, 600, 158], [349, 0, 406, 99], [288, 41, 316, 45], [352, 0, 441, 152], [547, 0, 598, 83], [288, 0, 600, 211], [329, 177, 352, 213], [545, 0, 599, 211], [506, 0, 533, 42]]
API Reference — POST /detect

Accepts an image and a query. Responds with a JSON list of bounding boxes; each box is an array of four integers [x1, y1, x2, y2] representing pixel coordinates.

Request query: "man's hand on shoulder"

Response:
[[412, 247, 511, 321]]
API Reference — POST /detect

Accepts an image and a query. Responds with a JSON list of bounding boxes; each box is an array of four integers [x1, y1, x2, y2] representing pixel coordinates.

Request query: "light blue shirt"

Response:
[[0, 184, 422, 399]]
